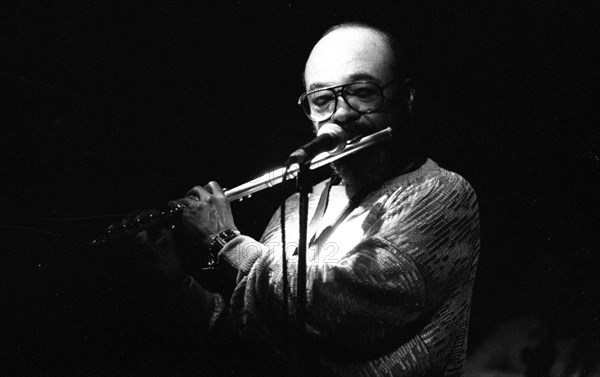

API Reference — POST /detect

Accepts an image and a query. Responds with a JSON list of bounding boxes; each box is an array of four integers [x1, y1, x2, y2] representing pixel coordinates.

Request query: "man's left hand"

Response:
[[169, 181, 237, 248]]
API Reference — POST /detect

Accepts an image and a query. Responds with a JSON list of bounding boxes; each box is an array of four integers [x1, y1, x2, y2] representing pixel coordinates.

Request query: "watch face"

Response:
[[210, 229, 240, 254], [218, 229, 240, 241]]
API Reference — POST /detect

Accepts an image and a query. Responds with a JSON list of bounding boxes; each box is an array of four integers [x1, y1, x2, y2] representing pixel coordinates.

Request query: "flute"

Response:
[[224, 127, 392, 200], [92, 127, 392, 246]]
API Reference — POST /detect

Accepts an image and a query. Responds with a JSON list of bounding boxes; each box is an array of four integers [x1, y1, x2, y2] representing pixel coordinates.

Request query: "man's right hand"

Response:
[[106, 209, 218, 328], [107, 209, 186, 290]]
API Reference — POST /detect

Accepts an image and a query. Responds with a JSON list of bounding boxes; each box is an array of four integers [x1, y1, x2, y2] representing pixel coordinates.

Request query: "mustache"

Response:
[[340, 124, 377, 138]]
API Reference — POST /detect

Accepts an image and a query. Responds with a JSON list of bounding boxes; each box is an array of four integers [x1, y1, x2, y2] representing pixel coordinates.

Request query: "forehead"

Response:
[[304, 27, 395, 90]]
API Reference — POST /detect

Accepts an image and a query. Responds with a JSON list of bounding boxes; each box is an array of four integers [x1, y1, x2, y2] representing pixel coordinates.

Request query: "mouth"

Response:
[[345, 134, 363, 145], [342, 124, 379, 144]]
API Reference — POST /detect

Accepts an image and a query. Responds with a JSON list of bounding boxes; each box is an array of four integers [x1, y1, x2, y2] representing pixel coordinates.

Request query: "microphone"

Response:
[[287, 123, 348, 165]]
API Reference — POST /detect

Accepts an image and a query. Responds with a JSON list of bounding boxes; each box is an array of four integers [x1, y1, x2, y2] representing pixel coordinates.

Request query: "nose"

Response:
[[329, 95, 360, 125]]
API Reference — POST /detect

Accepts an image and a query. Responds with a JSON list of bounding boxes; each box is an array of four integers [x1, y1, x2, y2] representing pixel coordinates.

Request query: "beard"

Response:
[[331, 144, 391, 195]]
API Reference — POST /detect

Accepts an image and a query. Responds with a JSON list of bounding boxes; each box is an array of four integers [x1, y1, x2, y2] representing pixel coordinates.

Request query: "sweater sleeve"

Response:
[[218, 168, 480, 369]]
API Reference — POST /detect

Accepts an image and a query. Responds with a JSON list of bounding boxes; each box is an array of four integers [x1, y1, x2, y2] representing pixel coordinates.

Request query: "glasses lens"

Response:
[[343, 82, 382, 113], [302, 89, 336, 121]]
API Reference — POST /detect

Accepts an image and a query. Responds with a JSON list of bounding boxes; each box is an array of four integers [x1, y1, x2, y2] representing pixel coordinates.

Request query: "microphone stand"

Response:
[[295, 162, 310, 336], [287, 160, 310, 376]]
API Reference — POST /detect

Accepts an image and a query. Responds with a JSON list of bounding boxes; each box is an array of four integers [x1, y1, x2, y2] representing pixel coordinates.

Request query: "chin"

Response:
[[331, 146, 388, 188]]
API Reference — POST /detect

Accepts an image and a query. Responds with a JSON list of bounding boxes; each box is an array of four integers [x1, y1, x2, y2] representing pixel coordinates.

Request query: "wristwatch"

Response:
[[209, 229, 241, 255]]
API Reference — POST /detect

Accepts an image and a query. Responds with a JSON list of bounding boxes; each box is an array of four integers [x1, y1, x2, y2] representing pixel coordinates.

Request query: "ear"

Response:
[[402, 78, 415, 114]]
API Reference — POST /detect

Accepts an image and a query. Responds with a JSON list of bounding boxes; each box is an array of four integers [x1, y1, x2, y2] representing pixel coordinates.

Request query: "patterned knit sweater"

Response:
[[215, 159, 480, 376]]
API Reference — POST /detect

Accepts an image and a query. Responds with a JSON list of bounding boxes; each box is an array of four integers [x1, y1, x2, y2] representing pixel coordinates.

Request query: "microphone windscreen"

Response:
[[317, 123, 348, 153]]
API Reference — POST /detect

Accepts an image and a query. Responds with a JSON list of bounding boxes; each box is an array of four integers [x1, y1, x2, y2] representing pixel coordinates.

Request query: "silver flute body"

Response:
[[92, 127, 392, 245]]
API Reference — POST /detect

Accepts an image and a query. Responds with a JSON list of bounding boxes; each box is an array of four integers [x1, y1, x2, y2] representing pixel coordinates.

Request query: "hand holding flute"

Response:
[[169, 181, 238, 249]]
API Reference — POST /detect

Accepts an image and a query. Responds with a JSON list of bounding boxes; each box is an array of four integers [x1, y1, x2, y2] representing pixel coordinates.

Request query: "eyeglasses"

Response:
[[298, 79, 396, 122]]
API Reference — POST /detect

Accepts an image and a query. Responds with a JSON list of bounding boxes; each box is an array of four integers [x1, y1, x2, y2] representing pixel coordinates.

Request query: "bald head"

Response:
[[304, 24, 397, 90]]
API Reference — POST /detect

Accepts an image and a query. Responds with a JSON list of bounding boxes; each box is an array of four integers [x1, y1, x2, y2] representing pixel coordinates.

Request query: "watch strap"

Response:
[[209, 229, 241, 256]]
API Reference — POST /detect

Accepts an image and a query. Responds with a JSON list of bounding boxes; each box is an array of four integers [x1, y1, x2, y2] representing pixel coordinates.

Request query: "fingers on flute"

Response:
[[186, 185, 210, 201], [204, 181, 225, 197]]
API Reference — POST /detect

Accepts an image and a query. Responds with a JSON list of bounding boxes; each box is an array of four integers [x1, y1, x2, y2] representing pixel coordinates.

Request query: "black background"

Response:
[[1, 1, 599, 375]]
